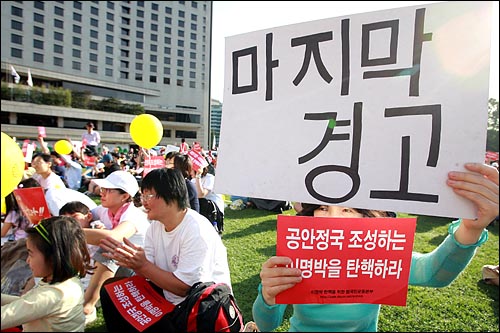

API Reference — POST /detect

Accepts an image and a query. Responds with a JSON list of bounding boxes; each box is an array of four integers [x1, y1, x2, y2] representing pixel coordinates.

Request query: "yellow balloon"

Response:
[[1, 196, 6, 214], [1, 132, 25, 198], [54, 139, 73, 155], [130, 114, 163, 149]]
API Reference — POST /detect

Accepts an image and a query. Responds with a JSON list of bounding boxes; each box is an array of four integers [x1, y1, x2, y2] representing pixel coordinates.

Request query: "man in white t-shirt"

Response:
[[98, 168, 232, 331]]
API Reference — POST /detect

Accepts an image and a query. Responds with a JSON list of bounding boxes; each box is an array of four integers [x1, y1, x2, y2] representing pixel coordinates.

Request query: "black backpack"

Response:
[[168, 281, 244, 332]]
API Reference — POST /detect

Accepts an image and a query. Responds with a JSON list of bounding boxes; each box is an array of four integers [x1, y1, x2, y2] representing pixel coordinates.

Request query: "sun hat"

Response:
[[92, 170, 139, 197]]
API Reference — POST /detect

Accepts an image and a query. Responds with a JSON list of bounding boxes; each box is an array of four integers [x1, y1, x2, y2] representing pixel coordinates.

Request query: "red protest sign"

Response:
[[187, 150, 208, 172], [13, 187, 51, 225], [104, 276, 175, 332], [276, 215, 416, 306], [143, 155, 166, 177]]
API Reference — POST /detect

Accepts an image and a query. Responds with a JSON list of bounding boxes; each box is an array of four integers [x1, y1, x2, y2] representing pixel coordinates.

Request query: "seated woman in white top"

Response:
[[31, 153, 66, 191], [81, 171, 150, 323]]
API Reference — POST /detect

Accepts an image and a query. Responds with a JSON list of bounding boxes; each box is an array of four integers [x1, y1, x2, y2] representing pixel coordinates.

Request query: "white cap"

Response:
[[96, 163, 105, 170], [92, 171, 139, 197]]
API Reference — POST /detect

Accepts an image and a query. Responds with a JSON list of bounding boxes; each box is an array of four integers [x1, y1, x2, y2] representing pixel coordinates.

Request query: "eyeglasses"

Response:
[[140, 194, 156, 202], [99, 188, 118, 195]]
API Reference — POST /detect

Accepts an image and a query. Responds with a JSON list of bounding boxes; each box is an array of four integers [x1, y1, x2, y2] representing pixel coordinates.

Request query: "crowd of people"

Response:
[[1, 127, 498, 332]]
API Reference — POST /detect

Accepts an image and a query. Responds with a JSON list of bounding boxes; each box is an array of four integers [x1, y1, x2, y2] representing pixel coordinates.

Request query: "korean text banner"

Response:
[[276, 215, 417, 306], [13, 187, 51, 225], [215, 1, 492, 219], [104, 276, 175, 332]]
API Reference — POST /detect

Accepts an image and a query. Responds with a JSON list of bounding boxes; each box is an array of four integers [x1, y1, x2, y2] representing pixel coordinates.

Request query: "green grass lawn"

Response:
[[85, 208, 499, 332]]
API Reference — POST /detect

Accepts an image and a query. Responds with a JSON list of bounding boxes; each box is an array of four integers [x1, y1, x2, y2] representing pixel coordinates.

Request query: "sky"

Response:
[[210, 1, 499, 102]]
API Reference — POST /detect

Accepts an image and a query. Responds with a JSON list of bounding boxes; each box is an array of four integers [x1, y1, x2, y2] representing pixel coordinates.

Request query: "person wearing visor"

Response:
[[81, 171, 150, 325]]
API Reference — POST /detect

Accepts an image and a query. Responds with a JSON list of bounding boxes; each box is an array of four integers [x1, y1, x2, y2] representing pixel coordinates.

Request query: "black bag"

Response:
[[199, 198, 224, 233], [168, 281, 244, 332]]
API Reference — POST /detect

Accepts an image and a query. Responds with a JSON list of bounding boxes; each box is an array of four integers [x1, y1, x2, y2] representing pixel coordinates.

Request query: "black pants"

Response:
[[100, 277, 177, 333]]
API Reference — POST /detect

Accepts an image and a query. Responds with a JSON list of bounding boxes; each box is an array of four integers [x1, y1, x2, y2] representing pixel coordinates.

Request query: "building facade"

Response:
[[1, 1, 212, 149], [210, 98, 222, 148]]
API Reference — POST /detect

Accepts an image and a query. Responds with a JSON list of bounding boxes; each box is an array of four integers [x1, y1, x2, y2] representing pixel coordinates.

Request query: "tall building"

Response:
[[1, 1, 212, 149], [210, 98, 222, 148]]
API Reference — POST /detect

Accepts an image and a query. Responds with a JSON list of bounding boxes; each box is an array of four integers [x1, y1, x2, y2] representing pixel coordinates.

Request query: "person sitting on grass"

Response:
[[81, 171, 150, 325], [252, 162, 498, 332], [97, 168, 232, 332], [1, 216, 93, 332]]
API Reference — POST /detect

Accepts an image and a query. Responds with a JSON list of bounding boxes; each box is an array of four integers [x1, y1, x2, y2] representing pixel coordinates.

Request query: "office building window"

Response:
[[189, 81, 196, 88], [54, 31, 63, 41], [151, 44, 157, 52], [135, 74, 142, 81], [107, 2, 114, 9], [90, 65, 98, 73], [55, 6, 64, 16], [137, 21, 143, 28], [165, 27, 171, 34], [73, 13, 82, 21], [72, 61, 81, 70], [106, 35, 113, 43], [34, 53, 44, 63], [137, 9, 144, 17], [136, 41, 143, 49], [73, 25, 82, 34], [120, 71, 128, 79], [54, 57, 63, 66], [54, 44, 63, 54], [74, 1, 82, 10], [11, 34, 22, 44], [91, 18, 98, 27], [164, 77, 170, 84], [34, 1, 44, 10], [90, 53, 98, 62], [177, 69, 184, 77], [91, 7, 98, 15], [11, 6, 23, 17], [107, 12, 114, 20], [150, 76, 157, 83], [106, 46, 113, 54], [177, 59, 184, 67], [107, 23, 114, 32], [164, 47, 171, 54], [12, 20, 23, 31], [34, 26, 44, 36], [33, 40, 44, 50], [73, 37, 81, 46], [135, 63, 143, 70], [150, 65, 157, 72], [11, 48, 22, 58], [105, 68, 113, 76], [54, 19, 63, 28], [73, 49, 81, 58], [106, 57, 113, 65], [90, 41, 98, 50]]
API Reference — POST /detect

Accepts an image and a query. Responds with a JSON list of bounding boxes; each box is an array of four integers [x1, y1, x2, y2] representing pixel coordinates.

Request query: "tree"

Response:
[[486, 98, 499, 153]]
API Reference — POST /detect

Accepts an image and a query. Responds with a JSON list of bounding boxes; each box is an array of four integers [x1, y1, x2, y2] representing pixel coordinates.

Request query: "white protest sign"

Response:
[[214, 1, 492, 219]]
